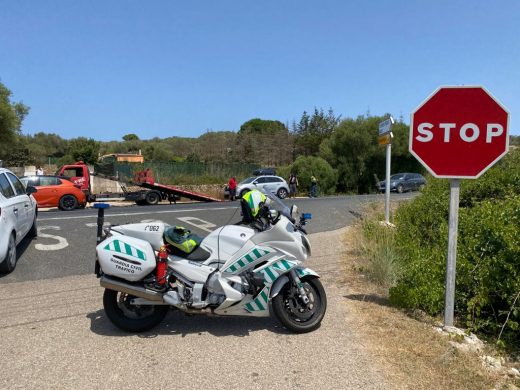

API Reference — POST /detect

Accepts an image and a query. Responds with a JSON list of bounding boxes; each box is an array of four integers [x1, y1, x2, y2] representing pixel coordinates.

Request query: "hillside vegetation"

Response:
[[1, 80, 427, 192]]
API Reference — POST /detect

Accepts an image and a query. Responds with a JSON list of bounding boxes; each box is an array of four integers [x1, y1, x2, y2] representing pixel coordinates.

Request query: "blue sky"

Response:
[[1, 0, 519, 141]]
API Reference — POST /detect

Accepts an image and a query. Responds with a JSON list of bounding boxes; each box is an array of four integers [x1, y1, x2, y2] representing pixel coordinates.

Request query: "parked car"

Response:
[[378, 173, 426, 193], [0, 168, 38, 273], [20, 175, 87, 211], [236, 175, 289, 199], [253, 167, 276, 176]]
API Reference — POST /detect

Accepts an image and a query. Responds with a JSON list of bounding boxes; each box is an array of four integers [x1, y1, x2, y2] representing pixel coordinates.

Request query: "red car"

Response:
[[20, 175, 87, 211]]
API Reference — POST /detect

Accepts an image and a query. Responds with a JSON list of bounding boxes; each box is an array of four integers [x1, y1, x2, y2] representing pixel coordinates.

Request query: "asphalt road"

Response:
[[1, 194, 414, 284]]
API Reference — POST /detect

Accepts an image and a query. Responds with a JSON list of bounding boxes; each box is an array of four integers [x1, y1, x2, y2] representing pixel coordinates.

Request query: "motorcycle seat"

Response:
[[168, 245, 211, 262]]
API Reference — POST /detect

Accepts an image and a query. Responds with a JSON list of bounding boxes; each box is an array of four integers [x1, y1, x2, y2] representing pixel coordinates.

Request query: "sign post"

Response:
[[410, 86, 509, 327], [379, 116, 394, 224]]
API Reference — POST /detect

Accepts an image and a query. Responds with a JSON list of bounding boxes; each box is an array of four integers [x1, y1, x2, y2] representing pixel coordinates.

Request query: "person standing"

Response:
[[288, 172, 298, 198], [36, 166, 44, 175], [310, 175, 318, 198], [228, 176, 237, 201]]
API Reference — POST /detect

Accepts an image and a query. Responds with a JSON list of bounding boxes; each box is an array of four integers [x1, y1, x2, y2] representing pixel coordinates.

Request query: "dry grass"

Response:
[[340, 212, 516, 390]]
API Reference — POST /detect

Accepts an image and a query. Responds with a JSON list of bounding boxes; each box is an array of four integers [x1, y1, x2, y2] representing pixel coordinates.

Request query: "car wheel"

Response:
[[0, 233, 17, 274], [59, 195, 78, 211], [397, 184, 404, 194], [277, 188, 288, 199]]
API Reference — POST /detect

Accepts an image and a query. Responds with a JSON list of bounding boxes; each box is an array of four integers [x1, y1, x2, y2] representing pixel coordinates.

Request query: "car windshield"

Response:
[[391, 174, 405, 180], [239, 177, 256, 185]]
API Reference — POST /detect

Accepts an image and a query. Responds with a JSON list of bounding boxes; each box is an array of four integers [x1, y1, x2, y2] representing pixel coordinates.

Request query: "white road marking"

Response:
[[35, 226, 69, 251], [85, 222, 111, 227], [177, 217, 216, 233], [39, 206, 237, 221]]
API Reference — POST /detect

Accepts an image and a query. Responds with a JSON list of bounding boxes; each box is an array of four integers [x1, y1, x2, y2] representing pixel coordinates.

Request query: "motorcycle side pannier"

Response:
[[97, 235, 156, 282]]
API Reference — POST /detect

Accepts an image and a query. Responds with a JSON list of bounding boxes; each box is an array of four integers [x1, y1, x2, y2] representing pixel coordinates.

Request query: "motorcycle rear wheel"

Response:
[[272, 276, 327, 333], [103, 289, 168, 332]]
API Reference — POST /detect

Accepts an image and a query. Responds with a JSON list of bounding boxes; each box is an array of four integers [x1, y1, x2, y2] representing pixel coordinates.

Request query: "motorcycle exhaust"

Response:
[[100, 275, 164, 302], [100, 276, 215, 314]]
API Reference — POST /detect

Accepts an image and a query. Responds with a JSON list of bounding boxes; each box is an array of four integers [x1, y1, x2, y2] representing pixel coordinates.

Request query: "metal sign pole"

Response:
[[444, 179, 460, 327], [378, 116, 394, 224], [385, 143, 391, 223]]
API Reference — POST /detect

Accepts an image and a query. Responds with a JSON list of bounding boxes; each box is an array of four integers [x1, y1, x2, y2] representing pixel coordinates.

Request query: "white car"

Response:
[[236, 175, 290, 199], [0, 168, 38, 273]]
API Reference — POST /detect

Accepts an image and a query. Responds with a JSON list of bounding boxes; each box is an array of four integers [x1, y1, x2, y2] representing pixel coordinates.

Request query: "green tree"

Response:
[[123, 133, 140, 141], [235, 118, 292, 166], [293, 108, 340, 156], [322, 114, 422, 193], [68, 137, 100, 164], [290, 156, 337, 195], [238, 118, 287, 135], [142, 142, 173, 162], [0, 82, 29, 144], [0, 82, 30, 165]]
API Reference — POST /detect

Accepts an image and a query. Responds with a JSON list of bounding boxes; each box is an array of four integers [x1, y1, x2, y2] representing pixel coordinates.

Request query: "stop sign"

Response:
[[410, 86, 509, 178]]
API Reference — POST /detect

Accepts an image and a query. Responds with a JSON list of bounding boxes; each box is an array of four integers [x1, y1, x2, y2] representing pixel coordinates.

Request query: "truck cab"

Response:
[[56, 161, 94, 201]]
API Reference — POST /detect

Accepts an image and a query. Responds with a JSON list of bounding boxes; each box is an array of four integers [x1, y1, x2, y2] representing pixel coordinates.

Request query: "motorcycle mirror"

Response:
[[302, 213, 312, 220]]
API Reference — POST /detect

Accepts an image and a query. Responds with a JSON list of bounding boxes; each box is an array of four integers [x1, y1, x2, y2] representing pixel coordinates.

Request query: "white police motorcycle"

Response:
[[94, 190, 326, 333]]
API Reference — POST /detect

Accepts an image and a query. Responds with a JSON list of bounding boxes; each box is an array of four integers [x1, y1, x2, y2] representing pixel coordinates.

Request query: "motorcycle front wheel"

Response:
[[272, 276, 327, 333], [103, 289, 168, 332]]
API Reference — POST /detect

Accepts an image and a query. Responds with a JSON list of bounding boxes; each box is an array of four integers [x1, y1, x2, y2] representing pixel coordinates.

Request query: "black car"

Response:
[[253, 167, 276, 176], [379, 173, 426, 193]]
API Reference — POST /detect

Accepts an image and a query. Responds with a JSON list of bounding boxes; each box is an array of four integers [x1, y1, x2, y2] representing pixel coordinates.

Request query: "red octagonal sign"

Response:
[[410, 86, 509, 178]]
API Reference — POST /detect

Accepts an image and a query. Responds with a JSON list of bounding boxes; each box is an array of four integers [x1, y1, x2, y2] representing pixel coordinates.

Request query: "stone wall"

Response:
[[91, 175, 124, 194]]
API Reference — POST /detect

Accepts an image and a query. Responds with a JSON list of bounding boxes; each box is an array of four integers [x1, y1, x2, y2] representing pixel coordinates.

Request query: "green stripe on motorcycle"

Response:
[[254, 299, 265, 311], [244, 254, 254, 263], [260, 290, 268, 303], [237, 259, 245, 268], [264, 267, 277, 282], [114, 240, 121, 253]]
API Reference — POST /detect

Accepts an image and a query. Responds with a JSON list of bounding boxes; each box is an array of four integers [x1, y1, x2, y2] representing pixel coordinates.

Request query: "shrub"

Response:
[[358, 215, 400, 287], [289, 155, 337, 195], [390, 149, 520, 348]]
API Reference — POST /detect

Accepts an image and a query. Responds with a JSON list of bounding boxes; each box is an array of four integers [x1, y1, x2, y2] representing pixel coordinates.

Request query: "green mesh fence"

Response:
[[101, 161, 259, 185]]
